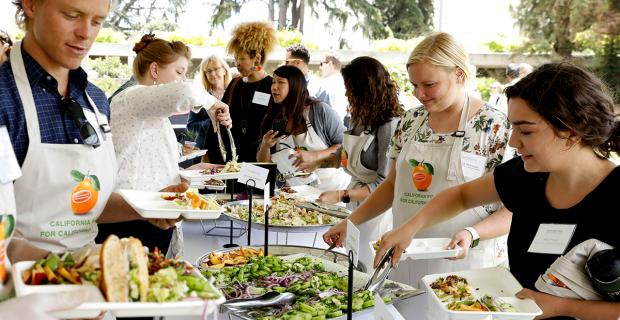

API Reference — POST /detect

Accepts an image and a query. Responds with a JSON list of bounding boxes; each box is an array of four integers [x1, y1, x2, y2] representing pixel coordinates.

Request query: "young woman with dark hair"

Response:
[[316, 56, 403, 270], [257, 65, 350, 191], [376, 62, 620, 319]]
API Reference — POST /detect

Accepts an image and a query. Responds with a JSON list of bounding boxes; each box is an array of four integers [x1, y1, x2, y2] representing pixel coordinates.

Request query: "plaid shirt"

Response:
[[0, 47, 110, 166]]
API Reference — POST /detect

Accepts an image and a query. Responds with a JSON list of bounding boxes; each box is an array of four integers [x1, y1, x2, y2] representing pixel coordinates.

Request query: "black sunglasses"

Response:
[[60, 97, 100, 148]]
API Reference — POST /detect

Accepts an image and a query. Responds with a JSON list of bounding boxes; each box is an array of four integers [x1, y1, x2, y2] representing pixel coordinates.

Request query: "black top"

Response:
[[205, 76, 273, 164], [495, 157, 620, 318]]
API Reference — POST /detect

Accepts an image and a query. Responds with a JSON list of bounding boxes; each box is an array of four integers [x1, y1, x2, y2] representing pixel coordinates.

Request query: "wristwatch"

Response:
[[340, 190, 351, 204], [464, 227, 480, 248]]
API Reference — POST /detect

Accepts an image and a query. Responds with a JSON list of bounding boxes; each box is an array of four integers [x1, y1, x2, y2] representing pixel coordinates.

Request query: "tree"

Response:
[[106, 0, 188, 32], [511, 0, 605, 57], [374, 0, 434, 39], [210, 0, 433, 43]]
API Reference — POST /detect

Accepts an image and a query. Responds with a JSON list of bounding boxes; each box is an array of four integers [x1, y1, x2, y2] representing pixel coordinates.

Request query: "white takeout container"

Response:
[[12, 261, 225, 319], [370, 238, 462, 261], [118, 189, 221, 220], [421, 267, 543, 320], [180, 169, 240, 183]]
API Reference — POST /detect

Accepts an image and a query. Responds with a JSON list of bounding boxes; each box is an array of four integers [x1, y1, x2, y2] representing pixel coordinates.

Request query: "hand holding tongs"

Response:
[[216, 110, 237, 162], [365, 247, 395, 293]]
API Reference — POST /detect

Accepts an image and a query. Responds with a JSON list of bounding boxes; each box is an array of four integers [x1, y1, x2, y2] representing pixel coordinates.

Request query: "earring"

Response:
[[253, 65, 262, 72], [153, 80, 157, 85]]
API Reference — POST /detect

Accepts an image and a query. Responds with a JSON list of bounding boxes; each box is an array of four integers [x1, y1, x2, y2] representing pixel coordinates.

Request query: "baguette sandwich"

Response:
[[100, 235, 149, 302]]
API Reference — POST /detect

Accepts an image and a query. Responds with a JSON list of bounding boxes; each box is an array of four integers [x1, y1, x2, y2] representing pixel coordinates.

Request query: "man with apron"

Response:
[[271, 108, 351, 191], [0, 126, 88, 319], [0, 0, 179, 260]]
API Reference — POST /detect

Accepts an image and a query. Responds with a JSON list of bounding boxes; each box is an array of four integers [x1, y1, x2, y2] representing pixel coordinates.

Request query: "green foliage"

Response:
[[95, 28, 126, 44], [277, 29, 319, 49], [167, 34, 206, 46], [106, 0, 187, 32], [87, 56, 131, 79], [371, 37, 423, 52], [374, 0, 434, 39], [476, 77, 498, 102], [482, 35, 521, 53], [205, 36, 227, 47], [13, 30, 25, 41], [91, 77, 124, 97], [386, 64, 413, 96]]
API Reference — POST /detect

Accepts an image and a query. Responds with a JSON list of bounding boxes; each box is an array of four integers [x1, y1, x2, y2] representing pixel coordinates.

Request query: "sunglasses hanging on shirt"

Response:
[[59, 96, 102, 148]]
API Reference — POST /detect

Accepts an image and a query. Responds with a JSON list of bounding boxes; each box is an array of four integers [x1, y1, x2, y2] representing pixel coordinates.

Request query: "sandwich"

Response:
[[100, 235, 149, 302]]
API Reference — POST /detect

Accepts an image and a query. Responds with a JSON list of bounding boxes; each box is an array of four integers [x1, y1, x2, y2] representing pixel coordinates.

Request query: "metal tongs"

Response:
[[296, 201, 351, 219], [365, 247, 395, 293], [216, 110, 237, 162], [222, 291, 296, 310]]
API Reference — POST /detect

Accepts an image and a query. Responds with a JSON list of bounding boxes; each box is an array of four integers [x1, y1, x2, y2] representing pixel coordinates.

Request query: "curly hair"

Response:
[[505, 62, 620, 159], [226, 21, 277, 65], [341, 56, 403, 130]]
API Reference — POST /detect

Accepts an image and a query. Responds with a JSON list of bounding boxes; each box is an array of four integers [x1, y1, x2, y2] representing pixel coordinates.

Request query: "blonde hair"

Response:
[[406, 32, 471, 83], [13, 0, 116, 30], [199, 55, 232, 92]]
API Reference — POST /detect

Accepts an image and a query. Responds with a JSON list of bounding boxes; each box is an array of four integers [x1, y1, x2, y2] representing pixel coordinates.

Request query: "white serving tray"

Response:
[[178, 150, 207, 163], [179, 169, 240, 182], [118, 189, 221, 220], [278, 185, 323, 201], [12, 261, 225, 319], [370, 238, 462, 261], [421, 267, 543, 320]]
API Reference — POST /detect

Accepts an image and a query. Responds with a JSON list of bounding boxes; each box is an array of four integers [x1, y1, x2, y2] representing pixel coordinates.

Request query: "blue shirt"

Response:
[[0, 48, 110, 166]]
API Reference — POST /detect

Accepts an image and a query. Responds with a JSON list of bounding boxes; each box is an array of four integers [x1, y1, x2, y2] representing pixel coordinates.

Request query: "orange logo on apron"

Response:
[[0, 214, 15, 283], [409, 159, 434, 191], [69, 170, 100, 215]]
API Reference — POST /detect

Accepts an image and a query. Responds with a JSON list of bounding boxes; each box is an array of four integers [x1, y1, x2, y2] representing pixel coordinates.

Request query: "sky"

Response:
[[0, 0, 521, 52]]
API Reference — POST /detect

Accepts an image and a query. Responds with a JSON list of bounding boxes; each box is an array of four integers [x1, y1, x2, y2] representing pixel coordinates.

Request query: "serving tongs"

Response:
[[216, 110, 237, 162], [296, 201, 351, 219], [365, 247, 395, 293], [222, 291, 296, 310]]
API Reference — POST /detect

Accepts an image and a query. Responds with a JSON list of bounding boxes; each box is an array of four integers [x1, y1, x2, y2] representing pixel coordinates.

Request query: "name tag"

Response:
[[527, 223, 576, 255], [361, 133, 375, 152], [461, 151, 486, 182], [252, 91, 271, 106], [0, 127, 21, 184], [346, 219, 360, 267]]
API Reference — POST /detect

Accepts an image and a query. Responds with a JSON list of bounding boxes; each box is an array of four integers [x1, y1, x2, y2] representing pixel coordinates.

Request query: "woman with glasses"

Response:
[[315, 56, 404, 270], [323, 32, 513, 288], [100, 34, 230, 257], [187, 55, 233, 161], [257, 65, 350, 191], [204, 21, 277, 164]]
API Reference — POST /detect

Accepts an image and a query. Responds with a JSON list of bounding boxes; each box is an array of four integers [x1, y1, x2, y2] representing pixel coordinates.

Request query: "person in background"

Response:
[[257, 65, 351, 191], [0, 30, 12, 65], [323, 32, 513, 291], [376, 62, 620, 319], [204, 21, 278, 164], [497, 62, 534, 114], [285, 44, 322, 100], [187, 54, 232, 160], [0, 0, 178, 262], [317, 56, 403, 271], [97, 34, 230, 258], [316, 53, 348, 123]]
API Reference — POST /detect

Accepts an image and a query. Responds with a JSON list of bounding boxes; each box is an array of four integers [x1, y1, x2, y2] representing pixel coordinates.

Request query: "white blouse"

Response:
[[111, 81, 215, 191]]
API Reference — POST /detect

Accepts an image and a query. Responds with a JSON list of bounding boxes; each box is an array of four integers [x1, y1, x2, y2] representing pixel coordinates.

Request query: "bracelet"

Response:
[[464, 227, 480, 248]]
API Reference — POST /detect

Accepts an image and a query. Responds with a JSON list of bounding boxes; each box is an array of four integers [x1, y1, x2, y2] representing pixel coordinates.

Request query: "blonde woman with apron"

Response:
[[323, 33, 512, 292], [9, 43, 117, 253], [258, 65, 350, 192], [317, 57, 404, 272]]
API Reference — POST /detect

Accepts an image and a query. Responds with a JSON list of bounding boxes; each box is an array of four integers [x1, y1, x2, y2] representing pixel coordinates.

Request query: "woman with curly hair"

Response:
[[205, 21, 278, 164], [257, 65, 350, 191], [316, 56, 403, 270]]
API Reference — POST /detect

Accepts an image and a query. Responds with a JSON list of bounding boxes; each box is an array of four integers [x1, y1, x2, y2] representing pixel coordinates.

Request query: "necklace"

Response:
[[239, 75, 267, 135]]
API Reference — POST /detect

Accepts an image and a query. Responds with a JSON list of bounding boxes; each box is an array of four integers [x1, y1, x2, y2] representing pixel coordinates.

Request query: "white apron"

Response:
[[0, 126, 21, 301], [342, 129, 392, 273], [391, 96, 502, 287], [10, 42, 117, 253], [272, 109, 350, 192]]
